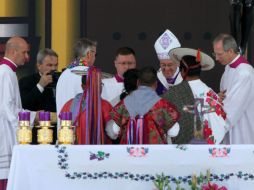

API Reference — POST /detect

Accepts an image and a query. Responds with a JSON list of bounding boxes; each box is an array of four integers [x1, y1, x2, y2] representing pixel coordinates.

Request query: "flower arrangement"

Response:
[[190, 170, 228, 190], [153, 170, 227, 190]]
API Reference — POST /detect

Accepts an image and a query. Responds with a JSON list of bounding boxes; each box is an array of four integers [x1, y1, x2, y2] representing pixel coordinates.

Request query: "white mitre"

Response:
[[154, 29, 181, 60]]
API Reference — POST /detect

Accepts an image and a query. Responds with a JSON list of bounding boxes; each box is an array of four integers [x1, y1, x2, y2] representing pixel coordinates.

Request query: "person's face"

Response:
[[14, 41, 29, 66], [87, 46, 97, 66], [37, 55, 58, 74], [213, 41, 232, 65], [160, 59, 178, 78], [114, 54, 136, 77]]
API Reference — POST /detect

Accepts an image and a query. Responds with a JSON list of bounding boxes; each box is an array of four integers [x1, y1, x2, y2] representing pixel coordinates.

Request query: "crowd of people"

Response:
[[1, 29, 254, 188]]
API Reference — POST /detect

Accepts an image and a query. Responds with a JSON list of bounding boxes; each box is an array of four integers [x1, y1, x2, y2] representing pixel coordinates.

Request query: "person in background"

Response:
[[106, 66, 180, 144], [19, 48, 58, 112], [0, 37, 37, 190], [111, 68, 139, 144], [56, 38, 97, 127], [162, 48, 227, 144], [119, 68, 139, 100], [229, 0, 253, 55], [19, 48, 58, 144], [101, 47, 136, 106], [154, 29, 183, 95], [213, 33, 254, 144]]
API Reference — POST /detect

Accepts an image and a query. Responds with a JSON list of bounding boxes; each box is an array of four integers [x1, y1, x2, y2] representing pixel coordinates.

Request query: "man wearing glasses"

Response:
[[154, 29, 183, 95], [213, 33, 254, 144], [101, 47, 136, 107]]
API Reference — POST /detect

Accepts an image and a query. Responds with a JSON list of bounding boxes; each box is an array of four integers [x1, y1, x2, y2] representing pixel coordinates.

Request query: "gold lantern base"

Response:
[[17, 127, 32, 144], [58, 126, 74, 144], [37, 127, 53, 144]]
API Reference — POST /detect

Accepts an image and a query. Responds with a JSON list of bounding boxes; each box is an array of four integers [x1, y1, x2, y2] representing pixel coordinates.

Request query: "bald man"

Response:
[[0, 36, 36, 188]]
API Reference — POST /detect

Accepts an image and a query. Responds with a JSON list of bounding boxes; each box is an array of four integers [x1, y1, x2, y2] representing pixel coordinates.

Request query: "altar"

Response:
[[7, 144, 254, 190]]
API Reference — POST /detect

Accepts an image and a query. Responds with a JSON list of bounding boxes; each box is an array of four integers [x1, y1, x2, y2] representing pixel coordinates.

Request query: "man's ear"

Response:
[[36, 63, 41, 71], [86, 51, 91, 60], [228, 48, 235, 54], [114, 60, 117, 68]]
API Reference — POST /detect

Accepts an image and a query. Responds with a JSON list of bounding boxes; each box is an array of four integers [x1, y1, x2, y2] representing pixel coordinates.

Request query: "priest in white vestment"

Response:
[[0, 37, 36, 189], [154, 29, 183, 95], [56, 38, 97, 127], [213, 33, 254, 144], [101, 47, 136, 106]]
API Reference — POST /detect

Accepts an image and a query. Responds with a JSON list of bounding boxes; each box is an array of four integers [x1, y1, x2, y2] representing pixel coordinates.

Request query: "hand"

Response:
[[218, 90, 226, 101], [38, 72, 53, 87]]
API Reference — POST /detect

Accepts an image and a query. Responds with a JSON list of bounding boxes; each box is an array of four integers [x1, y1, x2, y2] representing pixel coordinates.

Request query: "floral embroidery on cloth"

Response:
[[209, 147, 231, 158], [127, 147, 149, 157], [206, 90, 226, 120], [183, 89, 227, 144]]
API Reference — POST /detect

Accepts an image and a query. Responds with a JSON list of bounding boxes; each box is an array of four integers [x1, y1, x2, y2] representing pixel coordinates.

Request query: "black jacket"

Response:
[[19, 73, 56, 112]]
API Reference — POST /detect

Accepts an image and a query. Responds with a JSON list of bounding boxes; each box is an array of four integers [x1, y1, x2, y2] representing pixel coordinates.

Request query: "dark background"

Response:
[[1, 0, 253, 92], [81, 0, 253, 92]]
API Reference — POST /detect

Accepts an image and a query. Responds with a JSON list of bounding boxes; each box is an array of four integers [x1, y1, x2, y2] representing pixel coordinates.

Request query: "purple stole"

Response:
[[115, 74, 124, 83], [0, 58, 17, 72], [229, 56, 249, 68], [156, 71, 180, 95]]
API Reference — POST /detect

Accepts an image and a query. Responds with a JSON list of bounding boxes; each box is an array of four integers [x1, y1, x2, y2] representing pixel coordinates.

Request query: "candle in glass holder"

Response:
[[37, 111, 53, 144], [58, 112, 74, 144], [17, 111, 32, 144]]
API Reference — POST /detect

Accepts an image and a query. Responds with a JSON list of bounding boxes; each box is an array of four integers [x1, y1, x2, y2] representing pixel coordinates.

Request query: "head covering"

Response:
[[169, 48, 215, 71], [154, 29, 181, 60]]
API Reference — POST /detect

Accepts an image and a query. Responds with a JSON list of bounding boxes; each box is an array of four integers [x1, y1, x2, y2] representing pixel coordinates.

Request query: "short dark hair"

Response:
[[37, 48, 58, 64], [73, 38, 97, 59], [138, 66, 157, 86], [180, 55, 201, 77], [115, 47, 136, 58]]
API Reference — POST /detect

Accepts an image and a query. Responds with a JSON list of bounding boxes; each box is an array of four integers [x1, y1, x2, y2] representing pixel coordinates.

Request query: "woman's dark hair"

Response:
[[120, 69, 139, 100]]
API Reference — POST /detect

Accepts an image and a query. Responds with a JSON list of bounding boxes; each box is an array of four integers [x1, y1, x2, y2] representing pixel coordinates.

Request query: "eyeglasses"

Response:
[[160, 64, 175, 69], [117, 61, 136, 66]]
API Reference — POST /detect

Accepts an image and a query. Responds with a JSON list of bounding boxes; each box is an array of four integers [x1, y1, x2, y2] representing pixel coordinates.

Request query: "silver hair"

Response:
[[72, 38, 97, 59], [37, 48, 58, 64], [213, 33, 239, 53]]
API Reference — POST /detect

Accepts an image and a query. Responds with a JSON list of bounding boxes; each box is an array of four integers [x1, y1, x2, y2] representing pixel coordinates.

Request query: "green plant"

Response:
[[153, 173, 171, 190]]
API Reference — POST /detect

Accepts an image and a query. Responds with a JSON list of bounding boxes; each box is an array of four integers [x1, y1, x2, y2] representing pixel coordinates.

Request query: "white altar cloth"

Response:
[[7, 145, 254, 190]]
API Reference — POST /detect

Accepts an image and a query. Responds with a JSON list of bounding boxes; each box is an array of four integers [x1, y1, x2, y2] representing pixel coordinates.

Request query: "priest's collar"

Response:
[[228, 54, 240, 66], [1, 57, 18, 72], [115, 74, 124, 83], [170, 67, 180, 78]]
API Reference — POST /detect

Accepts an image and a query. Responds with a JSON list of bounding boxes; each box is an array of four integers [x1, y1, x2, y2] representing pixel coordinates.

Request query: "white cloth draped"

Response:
[[188, 79, 227, 144], [7, 145, 254, 190], [0, 64, 35, 179], [220, 59, 254, 144], [101, 77, 124, 106], [56, 66, 88, 127]]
